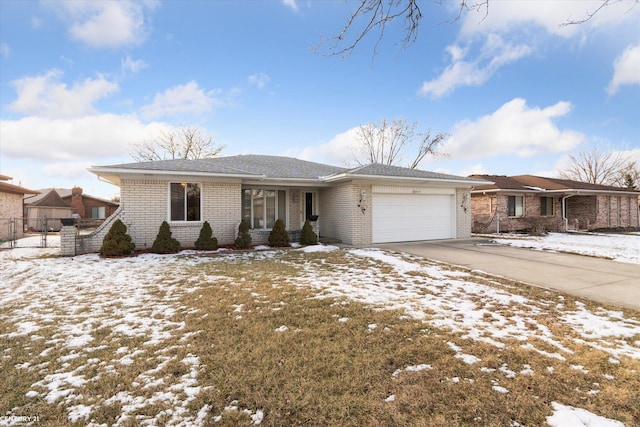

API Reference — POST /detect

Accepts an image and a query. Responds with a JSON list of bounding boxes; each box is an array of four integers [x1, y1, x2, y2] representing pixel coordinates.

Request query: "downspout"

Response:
[[562, 193, 575, 231]]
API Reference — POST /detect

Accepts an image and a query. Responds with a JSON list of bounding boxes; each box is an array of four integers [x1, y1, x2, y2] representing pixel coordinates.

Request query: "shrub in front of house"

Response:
[[235, 219, 252, 249], [99, 219, 135, 257], [151, 221, 181, 254], [268, 218, 290, 247], [195, 221, 218, 250], [300, 219, 318, 245]]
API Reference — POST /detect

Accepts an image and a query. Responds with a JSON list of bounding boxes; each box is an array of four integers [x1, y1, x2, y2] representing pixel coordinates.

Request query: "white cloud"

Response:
[[293, 127, 361, 167], [607, 43, 640, 95], [43, 162, 93, 180], [444, 98, 585, 160], [282, 0, 298, 12], [121, 55, 148, 74], [0, 114, 168, 161], [0, 42, 10, 58], [457, 163, 489, 177], [459, 0, 640, 38], [432, 1, 640, 97], [52, 0, 157, 48], [8, 69, 119, 119], [248, 72, 270, 90], [31, 16, 43, 29], [139, 81, 217, 119], [418, 35, 532, 98]]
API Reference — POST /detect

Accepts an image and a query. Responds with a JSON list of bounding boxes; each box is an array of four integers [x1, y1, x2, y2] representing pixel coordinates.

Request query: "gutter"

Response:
[[321, 173, 491, 186], [89, 166, 262, 180], [562, 193, 577, 231]]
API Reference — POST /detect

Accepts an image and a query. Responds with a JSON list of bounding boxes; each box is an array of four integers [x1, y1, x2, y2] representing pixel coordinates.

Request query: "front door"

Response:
[[304, 192, 315, 221]]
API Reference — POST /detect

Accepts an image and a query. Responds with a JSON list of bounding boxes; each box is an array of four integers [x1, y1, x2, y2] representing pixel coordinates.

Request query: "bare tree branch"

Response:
[[562, 0, 638, 25], [354, 118, 447, 168], [130, 125, 225, 162], [559, 143, 634, 186], [407, 129, 449, 169], [317, 0, 424, 58], [320, 0, 634, 58]]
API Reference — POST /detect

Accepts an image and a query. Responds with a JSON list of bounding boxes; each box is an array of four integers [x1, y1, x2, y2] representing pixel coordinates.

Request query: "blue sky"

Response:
[[1, 0, 639, 199]]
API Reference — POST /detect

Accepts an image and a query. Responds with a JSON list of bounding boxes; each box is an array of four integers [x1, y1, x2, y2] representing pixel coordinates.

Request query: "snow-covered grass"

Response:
[[490, 232, 640, 264], [1, 242, 639, 426]]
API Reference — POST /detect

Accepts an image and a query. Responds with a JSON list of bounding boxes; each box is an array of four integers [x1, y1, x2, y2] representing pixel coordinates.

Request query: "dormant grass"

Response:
[[1, 248, 638, 426]]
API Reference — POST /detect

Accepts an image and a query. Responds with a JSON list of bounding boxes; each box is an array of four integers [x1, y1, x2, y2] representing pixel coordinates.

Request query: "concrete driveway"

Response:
[[376, 238, 640, 312]]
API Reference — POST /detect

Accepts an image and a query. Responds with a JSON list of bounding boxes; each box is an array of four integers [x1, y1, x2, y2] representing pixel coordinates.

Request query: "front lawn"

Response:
[[1, 245, 639, 426]]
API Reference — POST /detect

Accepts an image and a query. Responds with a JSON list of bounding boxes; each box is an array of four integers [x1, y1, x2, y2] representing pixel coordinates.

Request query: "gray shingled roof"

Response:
[[95, 155, 485, 184], [102, 155, 344, 180], [345, 163, 482, 182]]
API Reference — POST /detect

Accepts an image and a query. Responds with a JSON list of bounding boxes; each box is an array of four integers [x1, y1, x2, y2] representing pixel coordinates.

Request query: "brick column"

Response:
[[60, 225, 77, 256]]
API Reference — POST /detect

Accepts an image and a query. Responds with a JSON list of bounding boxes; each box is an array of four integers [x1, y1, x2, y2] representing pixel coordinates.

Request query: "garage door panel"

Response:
[[373, 193, 453, 243]]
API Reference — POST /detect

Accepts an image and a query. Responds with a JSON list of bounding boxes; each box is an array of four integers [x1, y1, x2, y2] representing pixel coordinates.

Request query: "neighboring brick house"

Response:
[[470, 174, 640, 233], [0, 174, 38, 241], [60, 187, 119, 221], [69, 155, 489, 254], [25, 188, 119, 225]]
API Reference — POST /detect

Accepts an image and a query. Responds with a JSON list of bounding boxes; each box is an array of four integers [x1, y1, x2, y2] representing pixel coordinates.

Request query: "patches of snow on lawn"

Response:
[[492, 232, 640, 264], [0, 248, 217, 426], [1, 242, 638, 426]]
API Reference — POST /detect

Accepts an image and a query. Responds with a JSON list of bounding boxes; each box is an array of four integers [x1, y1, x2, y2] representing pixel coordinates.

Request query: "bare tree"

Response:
[[560, 143, 634, 186], [354, 118, 447, 169], [320, 0, 636, 57], [130, 125, 225, 162], [614, 162, 640, 189]]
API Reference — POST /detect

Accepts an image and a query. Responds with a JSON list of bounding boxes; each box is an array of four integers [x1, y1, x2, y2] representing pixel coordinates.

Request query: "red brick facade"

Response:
[[470, 175, 640, 234], [61, 187, 119, 219]]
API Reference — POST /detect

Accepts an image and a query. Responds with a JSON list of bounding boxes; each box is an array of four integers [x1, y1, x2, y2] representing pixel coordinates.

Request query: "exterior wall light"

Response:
[[358, 190, 368, 214]]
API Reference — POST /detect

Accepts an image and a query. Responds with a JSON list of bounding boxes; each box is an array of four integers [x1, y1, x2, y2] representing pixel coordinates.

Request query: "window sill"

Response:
[[169, 221, 203, 227]]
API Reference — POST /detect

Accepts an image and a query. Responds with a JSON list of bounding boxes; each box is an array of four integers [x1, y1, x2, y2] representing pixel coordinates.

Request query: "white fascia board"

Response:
[[88, 166, 261, 181], [544, 189, 640, 196], [470, 188, 540, 194], [322, 173, 490, 187], [242, 178, 332, 187]]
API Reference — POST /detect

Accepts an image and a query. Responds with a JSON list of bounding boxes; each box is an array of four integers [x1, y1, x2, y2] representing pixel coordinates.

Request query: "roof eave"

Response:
[[89, 166, 262, 185], [323, 173, 490, 186], [0, 184, 40, 196], [471, 188, 540, 194], [545, 189, 640, 196], [242, 177, 332, 187]]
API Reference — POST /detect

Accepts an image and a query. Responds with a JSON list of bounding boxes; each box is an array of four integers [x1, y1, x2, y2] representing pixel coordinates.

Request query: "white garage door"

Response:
[[372, 193, 453, 243]]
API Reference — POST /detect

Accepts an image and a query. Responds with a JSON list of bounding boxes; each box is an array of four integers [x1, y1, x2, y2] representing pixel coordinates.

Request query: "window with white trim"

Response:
[[507, 195, 524, 217], [91, 206, 106, 219], [170, 183, 201, 222], [242, 189, 286, 229]]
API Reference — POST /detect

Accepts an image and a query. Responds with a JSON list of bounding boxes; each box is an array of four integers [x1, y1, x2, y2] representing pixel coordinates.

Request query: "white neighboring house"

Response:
[[72, 155, 489, 254]]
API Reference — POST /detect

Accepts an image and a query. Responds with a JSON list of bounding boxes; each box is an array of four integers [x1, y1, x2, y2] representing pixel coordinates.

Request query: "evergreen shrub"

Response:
[[235, 219, 252, 249], [99, 219, 135, 257], [151, 221, 181, 254], [300, 219, 318, 245], [195, 221, 218, 250], [268, 219, 290, 247]]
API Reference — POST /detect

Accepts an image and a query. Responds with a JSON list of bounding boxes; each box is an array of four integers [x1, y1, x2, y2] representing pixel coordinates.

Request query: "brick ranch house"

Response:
[[0, 174, 38, 241], [470, 174, 640, 233], [62, 155, 490, 255]]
